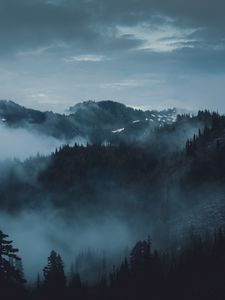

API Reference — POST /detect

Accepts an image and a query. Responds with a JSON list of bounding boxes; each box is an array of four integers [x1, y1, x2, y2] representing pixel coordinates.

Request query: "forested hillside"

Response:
[[1, 108, 225, 299]]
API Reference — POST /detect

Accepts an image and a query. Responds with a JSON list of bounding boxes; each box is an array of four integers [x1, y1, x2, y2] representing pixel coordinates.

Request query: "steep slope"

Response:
[[68, 100, 179, 143], [69, 100, 177, 130], [0, 110, 224, 245], [0, 99, 178, 143], [0, 100, 78, 139]]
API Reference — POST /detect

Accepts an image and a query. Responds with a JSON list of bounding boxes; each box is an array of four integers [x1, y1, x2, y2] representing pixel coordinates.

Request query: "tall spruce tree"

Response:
[[43, 250, 66, 293], [0, 230, 24, 285]]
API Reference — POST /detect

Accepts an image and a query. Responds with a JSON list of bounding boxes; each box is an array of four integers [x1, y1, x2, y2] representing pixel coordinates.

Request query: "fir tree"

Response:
[[43, 250, 66, 295], [0, 230, 24, 285]]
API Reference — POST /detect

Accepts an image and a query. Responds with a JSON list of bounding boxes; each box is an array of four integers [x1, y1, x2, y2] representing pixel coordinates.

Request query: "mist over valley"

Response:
[[0, 100, 224, 285]]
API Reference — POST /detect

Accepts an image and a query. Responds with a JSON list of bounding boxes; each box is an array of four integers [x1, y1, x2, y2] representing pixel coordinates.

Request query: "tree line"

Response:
[[1, 227, 225, 299]]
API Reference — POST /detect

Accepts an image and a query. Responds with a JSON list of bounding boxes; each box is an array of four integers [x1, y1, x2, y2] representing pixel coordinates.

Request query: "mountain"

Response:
[[0, 106, 225, 290], [0, 110, 224, 234], [68, 100, 177, 128], [68, 100, 178, 142], [0, 100, 78, 139], [3, 100, 224, 236], [0, 100, 178, 143]]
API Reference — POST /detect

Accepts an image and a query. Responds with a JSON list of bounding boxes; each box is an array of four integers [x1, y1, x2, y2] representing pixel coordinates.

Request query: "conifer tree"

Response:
[[43, 250, 66, 293], [0, 230, 24, 285]]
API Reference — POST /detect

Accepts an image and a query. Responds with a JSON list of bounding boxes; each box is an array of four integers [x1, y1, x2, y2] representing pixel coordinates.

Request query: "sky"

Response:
[[0, 0, 224, 113]]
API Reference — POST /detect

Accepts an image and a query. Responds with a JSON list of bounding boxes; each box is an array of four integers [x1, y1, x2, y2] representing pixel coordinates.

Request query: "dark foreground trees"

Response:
[[41, 250, 66, 299], [43, 250, 66, 289], [108, 230, 225, 300], [0, 230, 25, 299], [3, 227, 225, 300]]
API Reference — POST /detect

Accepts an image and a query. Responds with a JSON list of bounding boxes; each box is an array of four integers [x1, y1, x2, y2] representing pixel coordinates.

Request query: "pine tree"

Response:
[[43, 250, 66, 293], [0, 230, 24, 285], [130, 239, 151, 274]]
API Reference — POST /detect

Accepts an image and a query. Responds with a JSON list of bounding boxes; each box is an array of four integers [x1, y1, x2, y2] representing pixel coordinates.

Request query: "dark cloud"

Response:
[[0, 0, 223, 55], [0, 0, 91, 54], [0, 0, 224, 112]]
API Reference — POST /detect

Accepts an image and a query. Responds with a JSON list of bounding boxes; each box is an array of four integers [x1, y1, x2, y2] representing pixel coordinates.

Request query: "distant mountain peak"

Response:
[[0, 99, 181, 143], [0, 99, 23, 108], [68, 100, 127, 114]]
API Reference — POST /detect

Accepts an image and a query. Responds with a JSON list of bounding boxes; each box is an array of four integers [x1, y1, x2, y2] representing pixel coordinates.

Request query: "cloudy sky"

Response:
[[0, 0, 224, 112]]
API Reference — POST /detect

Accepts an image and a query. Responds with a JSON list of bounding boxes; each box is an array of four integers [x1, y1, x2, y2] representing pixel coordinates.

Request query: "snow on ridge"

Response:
[[132, 120, 140, 123], [112, 128, 125, 133]]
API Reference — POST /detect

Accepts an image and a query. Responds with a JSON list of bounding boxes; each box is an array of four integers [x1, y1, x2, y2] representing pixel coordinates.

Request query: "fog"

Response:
[[0, 124, 87, 160], [0, 112, 222, 284], [0, 165, 224, 283], [0, 209, 133, 281], [1, 184, 223, 282]]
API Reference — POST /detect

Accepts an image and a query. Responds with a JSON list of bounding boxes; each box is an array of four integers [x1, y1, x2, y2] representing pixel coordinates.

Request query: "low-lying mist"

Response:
[[0, 209, 135, 281], [1, 180, 224, 283], [0, 110, 224, 284], [0, 124, 87, 160]]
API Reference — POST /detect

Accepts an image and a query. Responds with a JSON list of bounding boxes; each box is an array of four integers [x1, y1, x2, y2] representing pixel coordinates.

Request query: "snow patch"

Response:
[[112, 128, 125, 133]]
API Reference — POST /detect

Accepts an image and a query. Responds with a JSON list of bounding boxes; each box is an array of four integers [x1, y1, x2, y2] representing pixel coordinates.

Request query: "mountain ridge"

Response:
[[0, 99, 179, 143]]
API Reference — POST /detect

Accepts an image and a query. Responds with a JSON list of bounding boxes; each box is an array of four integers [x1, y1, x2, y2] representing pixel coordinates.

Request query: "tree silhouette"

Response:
[[43, 250, 66, 297], [0, 230, 24, 284], [0, 230, 25, 299]]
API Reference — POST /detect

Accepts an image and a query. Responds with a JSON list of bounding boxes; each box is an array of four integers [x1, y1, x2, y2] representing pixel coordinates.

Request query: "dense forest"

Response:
[[2, 227, 225, 300], [1, 109, 225, 299]]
